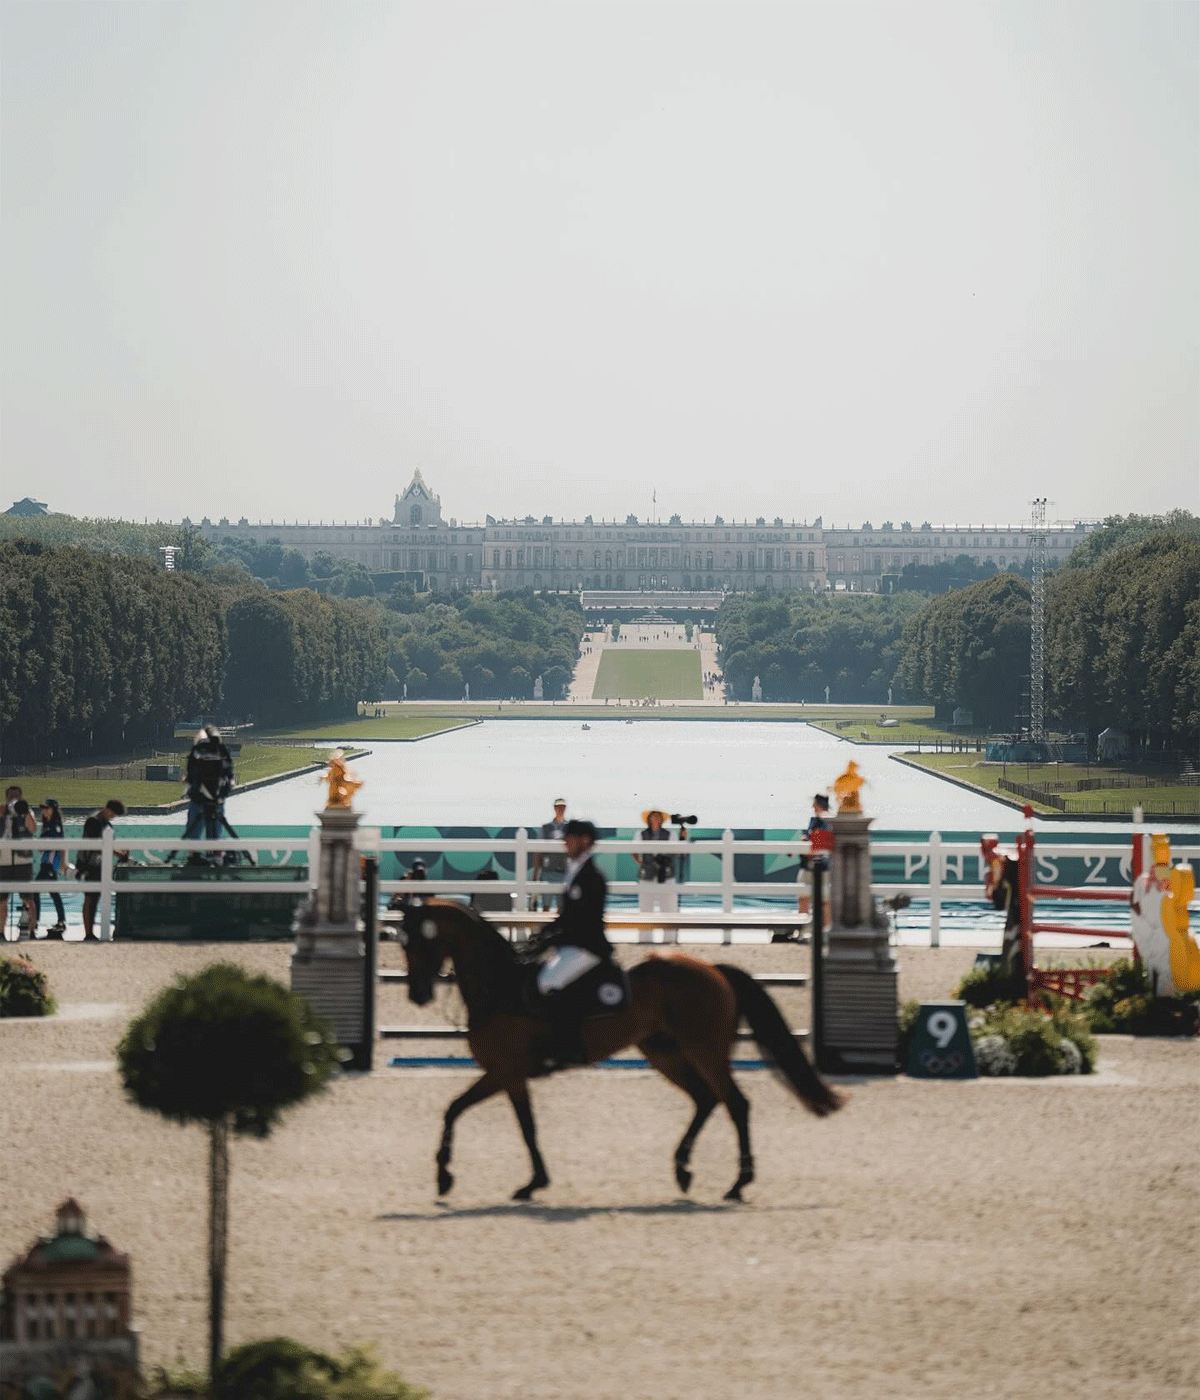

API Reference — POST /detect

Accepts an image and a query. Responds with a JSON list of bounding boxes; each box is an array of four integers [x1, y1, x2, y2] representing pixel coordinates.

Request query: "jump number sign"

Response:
[[906, 1001, 977, 1080]]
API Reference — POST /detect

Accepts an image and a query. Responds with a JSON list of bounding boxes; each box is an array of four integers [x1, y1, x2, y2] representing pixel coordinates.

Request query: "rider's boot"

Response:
[[540, 995, 589, 1072]]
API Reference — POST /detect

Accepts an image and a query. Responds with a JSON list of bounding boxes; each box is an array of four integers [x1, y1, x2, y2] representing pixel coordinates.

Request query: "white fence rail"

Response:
[[3, 830, 1196, 945]]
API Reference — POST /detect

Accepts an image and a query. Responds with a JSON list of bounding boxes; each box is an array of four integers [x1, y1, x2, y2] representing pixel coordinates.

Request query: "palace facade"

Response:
[[192, 469, 1093, 594]]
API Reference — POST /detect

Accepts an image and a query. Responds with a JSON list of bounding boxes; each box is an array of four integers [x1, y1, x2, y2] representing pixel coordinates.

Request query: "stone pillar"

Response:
[[819, 811, 898, 1073], [290, 805, 367, 1066]]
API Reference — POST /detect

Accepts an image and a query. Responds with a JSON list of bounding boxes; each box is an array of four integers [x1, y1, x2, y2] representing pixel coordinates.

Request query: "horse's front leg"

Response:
[[508, 1083, 549, 1201], [436, 1072, 501, 1196]]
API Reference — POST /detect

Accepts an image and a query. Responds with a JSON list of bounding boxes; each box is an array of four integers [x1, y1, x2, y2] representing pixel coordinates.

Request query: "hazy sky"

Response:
[[3, 1, 1197, 528]]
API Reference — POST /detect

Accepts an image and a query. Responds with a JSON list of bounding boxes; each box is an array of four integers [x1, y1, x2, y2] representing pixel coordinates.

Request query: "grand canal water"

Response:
[[219, 719, 1074, 831], [13, 721, 1190, 945]]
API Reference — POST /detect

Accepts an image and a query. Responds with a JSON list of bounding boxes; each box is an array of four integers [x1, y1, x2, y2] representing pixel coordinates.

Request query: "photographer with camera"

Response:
[[1, 784, 37, 941], [180, 725, 235, 862], [634, 807, 683, 943]]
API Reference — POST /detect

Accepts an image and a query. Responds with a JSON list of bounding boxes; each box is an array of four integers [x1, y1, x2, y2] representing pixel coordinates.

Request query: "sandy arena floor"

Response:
[[2, 940, 1198, 1400]]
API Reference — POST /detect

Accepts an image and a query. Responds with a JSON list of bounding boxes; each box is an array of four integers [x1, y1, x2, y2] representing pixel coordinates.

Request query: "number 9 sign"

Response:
[[906, 1001, 977, 1079]]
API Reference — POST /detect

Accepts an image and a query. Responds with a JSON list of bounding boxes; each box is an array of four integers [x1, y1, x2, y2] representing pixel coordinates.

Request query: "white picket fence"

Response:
[[4, 826, 1195, 945]]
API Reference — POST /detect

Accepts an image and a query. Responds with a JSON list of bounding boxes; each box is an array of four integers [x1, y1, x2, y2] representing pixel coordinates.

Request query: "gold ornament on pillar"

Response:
[[832, 760, 865, 815], [323, 750, 363, 809]]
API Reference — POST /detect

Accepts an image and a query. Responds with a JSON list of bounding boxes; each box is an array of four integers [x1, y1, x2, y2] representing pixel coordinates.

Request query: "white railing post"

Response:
[[720, 829, 735, 915], [927, 831, 942, 949], [515, 827, 530, 910], [100, 824, 115, 941]]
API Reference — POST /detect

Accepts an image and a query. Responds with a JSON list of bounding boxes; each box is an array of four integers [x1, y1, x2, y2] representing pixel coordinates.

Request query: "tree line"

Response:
[[381, 589, 585, 700], [715, 512, 1198, 754], [0, 540, 388, 762], [716, 592, 925, 703], [892, 516, 1199, 749]]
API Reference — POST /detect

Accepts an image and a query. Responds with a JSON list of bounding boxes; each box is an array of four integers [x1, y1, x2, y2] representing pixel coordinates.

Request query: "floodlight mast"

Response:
[[1029, 498, 1047, 742]]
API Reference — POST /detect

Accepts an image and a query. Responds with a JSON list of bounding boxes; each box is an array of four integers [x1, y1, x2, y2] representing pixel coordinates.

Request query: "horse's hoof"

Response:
[[675, 1163, 692, 1193], [437, 1167, 454, 1196], [512, 1171, 548, 1202], [722, 1184, 745, 1202]]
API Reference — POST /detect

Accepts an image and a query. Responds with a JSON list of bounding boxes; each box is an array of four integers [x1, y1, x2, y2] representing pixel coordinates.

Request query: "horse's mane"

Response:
[[431, 898, 519, 980]]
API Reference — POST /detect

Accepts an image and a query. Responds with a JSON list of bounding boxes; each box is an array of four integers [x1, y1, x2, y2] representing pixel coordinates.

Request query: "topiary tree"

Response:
[[0, 955, 56, 1017], [117, 964, 341, 1378]]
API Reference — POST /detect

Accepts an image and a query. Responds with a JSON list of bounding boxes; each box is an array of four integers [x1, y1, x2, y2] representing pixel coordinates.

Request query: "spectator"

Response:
[[635, 807, 678, 943], [797, 793, 831, 931], [77, 798, 127, 941], [1, 784, 36, 941], [387, 858, 428, 915], [33, 798, 67, 939], [531, 798, 568, 910]]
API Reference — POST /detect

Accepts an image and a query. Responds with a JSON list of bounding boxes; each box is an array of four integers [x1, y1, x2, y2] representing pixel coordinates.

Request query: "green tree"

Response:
[[117, 965, 341, 1377], [892, 574, 1030, 725]]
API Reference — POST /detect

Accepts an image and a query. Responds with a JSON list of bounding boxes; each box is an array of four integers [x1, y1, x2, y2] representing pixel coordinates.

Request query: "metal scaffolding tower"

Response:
[[1029, 498, 1047, 741]]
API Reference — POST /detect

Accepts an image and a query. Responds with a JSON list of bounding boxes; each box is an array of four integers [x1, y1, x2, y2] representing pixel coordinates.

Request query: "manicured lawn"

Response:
[[808, 713, 973, 745], [4, 744, 355, 814], [899, 751, 1199, 818], [592, 649, 703, 700], [261, 715, 473, 741]]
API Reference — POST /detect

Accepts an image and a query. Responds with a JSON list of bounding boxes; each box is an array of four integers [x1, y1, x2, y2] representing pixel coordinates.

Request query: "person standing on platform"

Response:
[[635, 807, 678, 943], [531, 798, 569, 910]]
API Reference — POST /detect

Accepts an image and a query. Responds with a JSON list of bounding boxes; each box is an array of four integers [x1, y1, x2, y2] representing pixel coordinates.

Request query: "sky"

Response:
[[3, 1, 1197, 529]]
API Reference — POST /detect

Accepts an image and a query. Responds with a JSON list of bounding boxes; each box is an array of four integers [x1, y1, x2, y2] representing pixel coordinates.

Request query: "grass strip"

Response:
[[5, 744, 352, 813], [592, 649, 704, 700], [898, 751, 1198, 818]]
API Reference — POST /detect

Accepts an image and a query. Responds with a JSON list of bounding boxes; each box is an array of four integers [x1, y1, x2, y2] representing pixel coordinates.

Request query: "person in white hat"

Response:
[[635, 807, 678, 942]]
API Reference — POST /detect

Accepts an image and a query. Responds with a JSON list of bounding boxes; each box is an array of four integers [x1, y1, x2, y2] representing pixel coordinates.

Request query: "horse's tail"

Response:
[[715, 963, 845, 1117]]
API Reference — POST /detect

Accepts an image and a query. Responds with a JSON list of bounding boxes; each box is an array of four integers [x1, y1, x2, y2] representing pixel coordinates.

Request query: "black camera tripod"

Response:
[[164, 801, 254, 866]]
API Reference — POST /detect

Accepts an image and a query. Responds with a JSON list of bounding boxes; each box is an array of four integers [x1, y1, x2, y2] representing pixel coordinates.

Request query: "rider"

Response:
[[534, 818, 614, 1069]]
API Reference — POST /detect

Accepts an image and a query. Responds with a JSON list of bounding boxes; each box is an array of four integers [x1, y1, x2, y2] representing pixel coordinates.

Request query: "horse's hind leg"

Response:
[[508, 1083, 550, 1201], [691, 1058, 754, 1202], [436, 1072, 500, 1196], [638, 1037, 718, 1194]]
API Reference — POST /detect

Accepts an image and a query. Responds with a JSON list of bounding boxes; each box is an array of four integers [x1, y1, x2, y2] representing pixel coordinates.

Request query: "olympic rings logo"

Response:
[[917, 1049, 965, 1075]]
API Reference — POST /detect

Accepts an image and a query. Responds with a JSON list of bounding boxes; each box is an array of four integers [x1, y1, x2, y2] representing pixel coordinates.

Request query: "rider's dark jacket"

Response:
[[541, 855, 611, 960]]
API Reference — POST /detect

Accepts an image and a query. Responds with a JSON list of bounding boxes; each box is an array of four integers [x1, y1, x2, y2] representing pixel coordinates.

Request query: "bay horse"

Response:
[[398, 899, 844, 1202]]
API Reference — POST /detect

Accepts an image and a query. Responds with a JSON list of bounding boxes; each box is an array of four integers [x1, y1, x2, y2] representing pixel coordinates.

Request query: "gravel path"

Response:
[[3, 942, 1197, 1400]]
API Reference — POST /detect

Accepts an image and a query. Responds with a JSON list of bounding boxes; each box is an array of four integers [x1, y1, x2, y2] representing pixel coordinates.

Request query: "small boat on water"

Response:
[[582, 723, 591, 730]]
